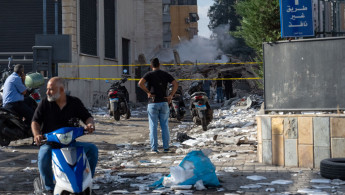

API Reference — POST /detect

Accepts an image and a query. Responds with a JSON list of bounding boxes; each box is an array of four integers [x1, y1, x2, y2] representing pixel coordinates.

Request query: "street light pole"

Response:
[[55, 0, 58, 35], [43, 0, 47, 35]]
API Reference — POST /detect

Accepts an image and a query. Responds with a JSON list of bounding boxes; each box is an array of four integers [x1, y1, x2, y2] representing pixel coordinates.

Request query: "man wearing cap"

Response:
[[2, 64, 34, 127]]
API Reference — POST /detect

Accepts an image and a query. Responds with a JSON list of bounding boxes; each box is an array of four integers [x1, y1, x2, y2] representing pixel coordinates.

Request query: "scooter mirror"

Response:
[[123, 69, 128, 74]]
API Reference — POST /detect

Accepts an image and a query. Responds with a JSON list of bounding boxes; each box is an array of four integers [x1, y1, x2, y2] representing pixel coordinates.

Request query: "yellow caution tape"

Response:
[[60, 62, 262, 68]]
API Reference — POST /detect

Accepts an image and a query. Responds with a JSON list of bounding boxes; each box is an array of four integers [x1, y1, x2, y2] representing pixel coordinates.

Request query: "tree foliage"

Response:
[[208, 0, 240, 31], [208, 0, 254, 59], [233, 0, 281, 60]]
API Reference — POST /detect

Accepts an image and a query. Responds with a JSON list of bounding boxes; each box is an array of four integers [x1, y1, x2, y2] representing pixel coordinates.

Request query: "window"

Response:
[[189, 13, 199, 22], [176, 0, 197, 5], [163, 42, 171, 48], [104, 0, 116, 59], [80, 0, 97, 56], [163, 4, 170, 14]]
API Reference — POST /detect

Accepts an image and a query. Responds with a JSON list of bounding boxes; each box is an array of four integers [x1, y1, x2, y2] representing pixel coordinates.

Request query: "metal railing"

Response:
[[0, 52, 33, 64]]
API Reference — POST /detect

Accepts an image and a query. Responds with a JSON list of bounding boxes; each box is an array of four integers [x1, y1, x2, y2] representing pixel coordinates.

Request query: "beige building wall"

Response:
[[59, 0, 162, 107], [170, 5, 198, 46]]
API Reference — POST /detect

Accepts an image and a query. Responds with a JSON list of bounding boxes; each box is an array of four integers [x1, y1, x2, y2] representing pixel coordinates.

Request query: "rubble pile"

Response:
[[91, 95, 264, 194]]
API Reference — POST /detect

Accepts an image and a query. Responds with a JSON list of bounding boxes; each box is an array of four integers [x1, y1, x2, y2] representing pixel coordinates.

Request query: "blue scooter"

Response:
[[34, 127, 92, 195]]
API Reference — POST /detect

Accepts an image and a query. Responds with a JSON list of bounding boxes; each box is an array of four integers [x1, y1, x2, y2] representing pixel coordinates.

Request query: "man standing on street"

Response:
[[32, 77, 98, 193], [215, 73, 224, 103], [138, 58, 178, 153], [202, 73, 212, 99], [224, 74, 234, 100]]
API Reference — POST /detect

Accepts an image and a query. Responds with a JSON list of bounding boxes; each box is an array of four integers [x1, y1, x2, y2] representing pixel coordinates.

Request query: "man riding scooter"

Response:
[[32, 77, 98, 194], [2, 64, 35, 128]]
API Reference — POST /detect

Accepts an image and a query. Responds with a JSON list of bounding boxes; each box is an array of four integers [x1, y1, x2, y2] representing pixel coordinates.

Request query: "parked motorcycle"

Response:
[[106, 75, 131, 121], [188, 81, 213, 131], [0, 72, 44, 146], [33, 124, 93, 194], [0, 88, 42, 146], [168, 84, 186, 121]]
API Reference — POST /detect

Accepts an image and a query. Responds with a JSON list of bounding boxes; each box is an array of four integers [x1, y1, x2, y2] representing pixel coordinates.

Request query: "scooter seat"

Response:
[[191, 92, 207, 97]]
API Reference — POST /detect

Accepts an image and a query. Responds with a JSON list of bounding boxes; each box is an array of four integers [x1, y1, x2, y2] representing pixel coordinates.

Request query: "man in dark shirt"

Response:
[[138, 58, 178, 153], [31, 77, 98, 192], [215, 73, 224, 103], [224, 74, 234, 100]]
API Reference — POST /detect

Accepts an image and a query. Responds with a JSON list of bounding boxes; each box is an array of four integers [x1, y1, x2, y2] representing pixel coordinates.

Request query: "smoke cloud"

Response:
[[153, 24, 235, 63]]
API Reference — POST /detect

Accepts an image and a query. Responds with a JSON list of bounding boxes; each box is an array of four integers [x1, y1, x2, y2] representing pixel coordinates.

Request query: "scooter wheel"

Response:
[[0, 134, 10, 146], [114, 110, 120, 121], [125, 110, 131, 119], [201, 117, 208, 131]]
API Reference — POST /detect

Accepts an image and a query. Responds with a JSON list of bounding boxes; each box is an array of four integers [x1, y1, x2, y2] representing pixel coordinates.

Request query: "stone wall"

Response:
[[257, 115, 345, 168]]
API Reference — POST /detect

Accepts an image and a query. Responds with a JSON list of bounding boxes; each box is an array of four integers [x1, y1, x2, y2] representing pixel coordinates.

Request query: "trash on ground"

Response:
[[246, 175, 267, 181], [151, 150, 220, 188], [271, 180, 293, 185], [240, 184, 262, 189], [194, 180, 206, 191], [310, 179, 331, 184], [170, 185, 193, 190], [265, 188, 275, 192]]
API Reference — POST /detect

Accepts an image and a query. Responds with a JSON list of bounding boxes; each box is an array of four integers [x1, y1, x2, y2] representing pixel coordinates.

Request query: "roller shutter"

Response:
[[0, 0, 62, 53]]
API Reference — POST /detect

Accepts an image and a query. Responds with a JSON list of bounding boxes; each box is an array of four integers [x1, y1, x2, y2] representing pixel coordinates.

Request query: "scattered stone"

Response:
[[310, 179, 331, 184], [266, 188, 275, 192], [240, 184, 262, 189], [194, 180, 206, 191], [224, 167, 237, 172], [108, 190, 129, 194], [170, 185, 193, 190], [271, 180, 293, 185], [312, 185, 332, 189], [246, 175, 267, 181]]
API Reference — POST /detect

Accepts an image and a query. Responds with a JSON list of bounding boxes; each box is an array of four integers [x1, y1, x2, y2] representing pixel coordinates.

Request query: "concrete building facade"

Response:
[[162, 0, 198, 48], [59, 0, 163, 107]]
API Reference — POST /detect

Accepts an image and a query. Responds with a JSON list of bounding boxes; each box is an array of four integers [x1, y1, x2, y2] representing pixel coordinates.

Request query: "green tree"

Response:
[[233, 0, 281, 86], [233, 0, 281, 60], [208, 0, 240, 31], [208, 0, 254, 59]]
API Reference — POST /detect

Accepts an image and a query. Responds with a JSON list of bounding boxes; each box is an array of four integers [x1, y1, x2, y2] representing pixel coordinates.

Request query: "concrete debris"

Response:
[[246, 175, 267, 181], [240, 184, 262, 189], [108, 190, 129, 194], [311, 179, 331, 184], [174, 190, 194, 195], [271, 180, 293, 185], [170, 185, 193, 190], [312, 185, 332, 189], [331, 179, 345, 185], [92, 184, 101, 190], [22, 167, 38, 173], [152, 188, 172, 194], [223, 167, 238, 172], [266, 188, 275, 192], [195, 180, 206, 191], [297, 188, 328, 194]]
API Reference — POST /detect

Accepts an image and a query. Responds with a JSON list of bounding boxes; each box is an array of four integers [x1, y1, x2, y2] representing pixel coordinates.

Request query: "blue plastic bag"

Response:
[[151, 150, 220, 188]]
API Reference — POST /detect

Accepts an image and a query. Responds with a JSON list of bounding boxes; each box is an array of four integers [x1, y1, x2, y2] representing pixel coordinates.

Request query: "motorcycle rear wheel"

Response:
[[114, 110, 120, 121], [176, 113, 182, 121], [125, 110, 131, 119], [0, 134, 10, 146], [201, 117, 207, 131]]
